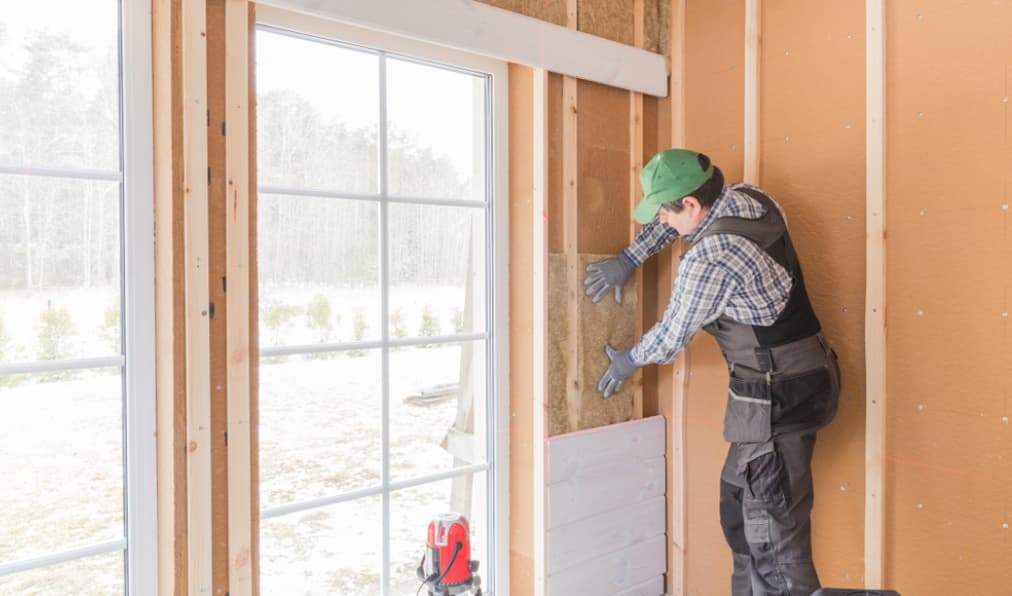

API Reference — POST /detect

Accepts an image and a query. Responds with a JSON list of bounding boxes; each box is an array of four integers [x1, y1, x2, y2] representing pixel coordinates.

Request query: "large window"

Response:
[[0, 1, 155, 594], [255, 9, 507, 596]]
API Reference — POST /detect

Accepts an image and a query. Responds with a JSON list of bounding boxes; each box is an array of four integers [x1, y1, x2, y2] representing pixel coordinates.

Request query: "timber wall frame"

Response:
[[147, 0, 1012, 594], [153, 1, 259, 593]]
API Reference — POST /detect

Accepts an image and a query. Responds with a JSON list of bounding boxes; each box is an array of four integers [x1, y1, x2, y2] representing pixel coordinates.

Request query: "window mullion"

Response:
[[377, 50, 392, 596]]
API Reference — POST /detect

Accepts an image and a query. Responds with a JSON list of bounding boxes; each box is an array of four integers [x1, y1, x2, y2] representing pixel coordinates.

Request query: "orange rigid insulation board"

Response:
[[760, 0, 867, 588], [884, 1, 1012, 593], [682, 0, 747, 590]]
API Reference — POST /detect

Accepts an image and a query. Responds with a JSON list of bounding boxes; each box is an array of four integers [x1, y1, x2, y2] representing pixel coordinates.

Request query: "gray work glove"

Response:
[[597, 345, 641, 399], [584, 252, 637, 304]]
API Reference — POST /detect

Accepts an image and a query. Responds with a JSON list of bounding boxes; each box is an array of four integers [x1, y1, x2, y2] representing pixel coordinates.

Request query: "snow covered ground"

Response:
[[0, 286, 489, 595]]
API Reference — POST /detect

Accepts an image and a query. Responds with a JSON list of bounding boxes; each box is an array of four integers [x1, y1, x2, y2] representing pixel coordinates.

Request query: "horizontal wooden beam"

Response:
[[256, 0, 668, 96]]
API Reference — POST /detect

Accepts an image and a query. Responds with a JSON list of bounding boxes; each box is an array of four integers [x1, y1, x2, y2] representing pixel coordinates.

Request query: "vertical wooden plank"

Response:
[[666, 1, 688, 593], [743, 0, 761, 185], [629, 0, 645, 420], [532, 67, 550, 596], [865, 0, 886, 588], [224, 1, 252, 594], [246, 7, 260, 593], [563, 0, 581, 433], [152, 0, 185, 591], [182, 0, 213, 593]]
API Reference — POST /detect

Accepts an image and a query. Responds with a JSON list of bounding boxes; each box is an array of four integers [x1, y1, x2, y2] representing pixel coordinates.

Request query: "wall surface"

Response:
[[679, 0, 1011, 594], [884, 2, 1012, 594], [506, 1, 1012, 595]]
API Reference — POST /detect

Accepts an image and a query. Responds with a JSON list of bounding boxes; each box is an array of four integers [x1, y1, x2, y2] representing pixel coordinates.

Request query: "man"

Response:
[[584, 149, 840, 596]]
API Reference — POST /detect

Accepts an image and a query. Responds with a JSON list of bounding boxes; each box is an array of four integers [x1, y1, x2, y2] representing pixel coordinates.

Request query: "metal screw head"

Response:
[[1004, 523, 1009, 529], [917, 111, 925, 117], [1003, 97, 1009, 104], [842, 307, 849, 313], [785, 135, 791, 141], [1002, 311, 1009, 319], [916, 503, 924, 509], [847, 34, 854, 39], [917, 309, 925, 316], [916, 13, 924, 19], [918, 209, 926, 216], [1002, 416, 1009, 424], [1002, 203, 1009, 210], [917, 404, 925, 411]]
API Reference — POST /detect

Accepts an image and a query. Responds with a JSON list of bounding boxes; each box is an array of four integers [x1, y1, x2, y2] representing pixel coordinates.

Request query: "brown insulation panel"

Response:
[[577, 0, 633, 45], [884, 1, 1012, 593], [472, 0, 567, 26], [577, 80, 632, 254], [547, 254, 638, 435], [682, 0, 747, 590], [761, 0, 867, 586]]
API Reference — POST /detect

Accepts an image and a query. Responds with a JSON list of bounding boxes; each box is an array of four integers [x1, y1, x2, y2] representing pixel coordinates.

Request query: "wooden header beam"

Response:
[[255, 0, 667, 96]]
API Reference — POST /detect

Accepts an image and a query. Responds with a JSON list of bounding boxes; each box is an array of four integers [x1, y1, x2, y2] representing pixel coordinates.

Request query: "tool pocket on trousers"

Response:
[[771, 364, 833, 427], [745, 450, 791, 511], [723, 376, 772, 444]]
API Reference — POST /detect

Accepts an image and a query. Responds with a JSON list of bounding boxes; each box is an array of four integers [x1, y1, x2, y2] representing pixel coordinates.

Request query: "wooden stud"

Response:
[[182, 0, 213, 593], [743, 0, 761, 185], [665, 1, 689, 593], [629, 0, 645, 420], [224, 1, 252, 594], [532, 66, 550, 596], [563, 0, 580, 433], [151, 0, 183, 592], [865, 0, 886, 588]]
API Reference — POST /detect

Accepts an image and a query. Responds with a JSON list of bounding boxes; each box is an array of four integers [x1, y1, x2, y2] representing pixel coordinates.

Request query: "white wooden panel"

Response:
[[548, 496, 664, 573], [256, 0, 668, 96], [548, 456, 665, 528], [614, 575, 664, 596], [547, 534, 666, 596], [548, 415, 665, 485]]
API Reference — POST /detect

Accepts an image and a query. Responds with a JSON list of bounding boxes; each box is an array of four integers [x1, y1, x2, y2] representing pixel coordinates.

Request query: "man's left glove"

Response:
[[597, 345, 641, 399]]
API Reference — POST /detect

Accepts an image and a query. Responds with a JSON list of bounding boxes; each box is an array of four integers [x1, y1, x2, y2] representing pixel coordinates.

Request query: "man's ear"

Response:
[[681, 195, 701, 212]]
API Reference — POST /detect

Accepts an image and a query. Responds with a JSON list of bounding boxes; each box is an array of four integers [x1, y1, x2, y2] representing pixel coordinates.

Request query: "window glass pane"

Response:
[[0, 549, 123, 596], [388, 204, 485, 339], [0, 369, 123, 562], [390, 342, 487, 482], [0, 1, 120, 171], [387, 58, 486, 200], [257, 30, 379, 193], [0, 175, 122, 364], [261, 496, 381, 596], [260, 351, 382, 508], [390, 473, 488, 596], [258, 195, 379, 348]]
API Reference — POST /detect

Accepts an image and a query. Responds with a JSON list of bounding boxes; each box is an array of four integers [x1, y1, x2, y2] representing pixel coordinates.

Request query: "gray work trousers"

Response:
[[719, 430, 820, 596]]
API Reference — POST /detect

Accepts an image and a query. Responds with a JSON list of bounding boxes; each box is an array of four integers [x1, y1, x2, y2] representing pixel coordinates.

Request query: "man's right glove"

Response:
[[584, 252, 636, 304], [597, 345, 641, 399]]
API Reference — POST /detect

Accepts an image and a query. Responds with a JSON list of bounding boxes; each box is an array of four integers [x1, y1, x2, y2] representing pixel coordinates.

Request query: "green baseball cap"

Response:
[[633, 149, 714, 224]]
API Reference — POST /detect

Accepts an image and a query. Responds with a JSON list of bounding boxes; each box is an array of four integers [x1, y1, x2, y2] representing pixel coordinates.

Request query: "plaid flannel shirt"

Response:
[[626, 184, 794, 366]]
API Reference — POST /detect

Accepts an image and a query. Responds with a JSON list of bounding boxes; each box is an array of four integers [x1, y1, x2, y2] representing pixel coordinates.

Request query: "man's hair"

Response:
[[660, 153, 724, 214]]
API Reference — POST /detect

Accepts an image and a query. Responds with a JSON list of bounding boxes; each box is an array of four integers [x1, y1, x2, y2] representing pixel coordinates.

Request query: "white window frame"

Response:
[[0, 1, 157, 593], [255, 6, 509, 595]]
